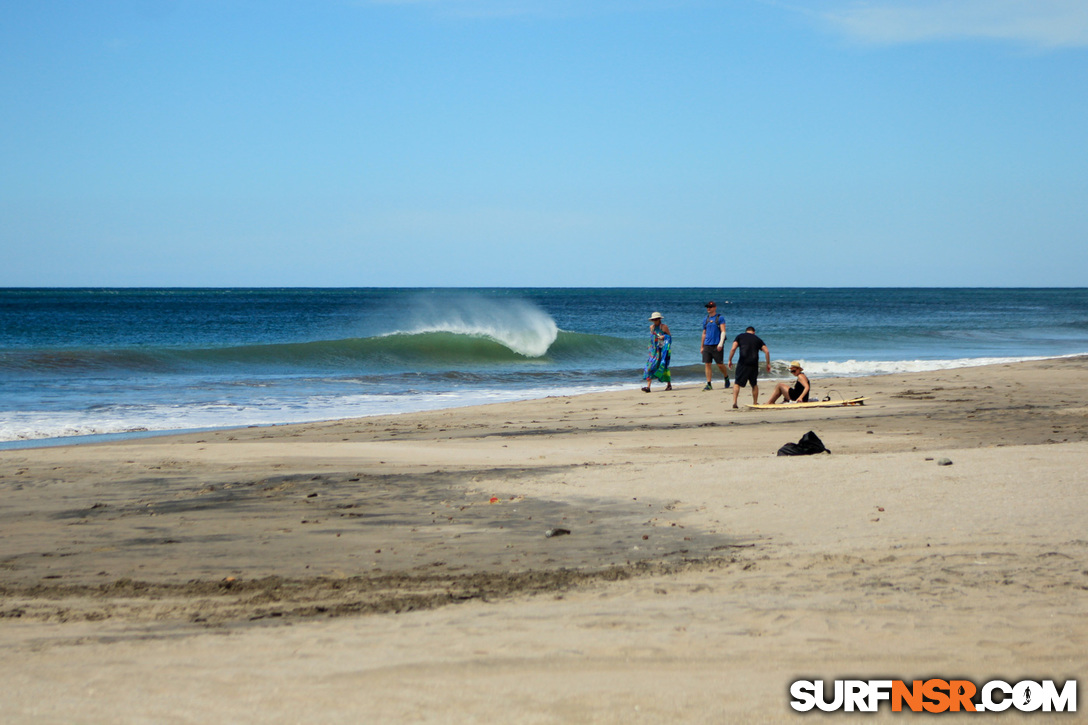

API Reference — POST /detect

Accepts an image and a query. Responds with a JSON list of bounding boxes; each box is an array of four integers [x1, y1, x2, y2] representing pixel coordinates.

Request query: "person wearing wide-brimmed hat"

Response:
[[642, 312, 672, 392], [765, 361, 811, 405]]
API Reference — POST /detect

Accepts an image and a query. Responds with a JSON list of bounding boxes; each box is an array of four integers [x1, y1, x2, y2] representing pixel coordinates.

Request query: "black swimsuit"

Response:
[[789, 379, 809, 402]]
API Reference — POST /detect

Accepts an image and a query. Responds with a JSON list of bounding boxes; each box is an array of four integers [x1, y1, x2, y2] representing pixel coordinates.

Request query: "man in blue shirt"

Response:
[[700, 301, 730, 390]]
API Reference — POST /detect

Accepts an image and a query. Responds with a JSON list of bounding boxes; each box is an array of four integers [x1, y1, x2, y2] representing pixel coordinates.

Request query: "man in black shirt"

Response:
[[728, 326, 771, 409]]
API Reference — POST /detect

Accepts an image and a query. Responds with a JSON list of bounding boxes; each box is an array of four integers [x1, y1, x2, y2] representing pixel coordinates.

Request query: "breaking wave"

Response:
[[0, 331, 639, 375]]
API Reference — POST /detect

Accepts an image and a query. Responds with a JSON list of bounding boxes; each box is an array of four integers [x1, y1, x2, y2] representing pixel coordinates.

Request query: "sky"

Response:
[[2, 0, 1087, 287]]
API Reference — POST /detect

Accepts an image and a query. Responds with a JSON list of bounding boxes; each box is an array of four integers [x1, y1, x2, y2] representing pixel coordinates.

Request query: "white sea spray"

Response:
[[381, 293, 560, 357]]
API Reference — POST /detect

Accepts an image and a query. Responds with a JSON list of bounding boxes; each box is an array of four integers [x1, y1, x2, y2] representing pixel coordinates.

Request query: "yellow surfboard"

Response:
[[748, 396, 867, 410]]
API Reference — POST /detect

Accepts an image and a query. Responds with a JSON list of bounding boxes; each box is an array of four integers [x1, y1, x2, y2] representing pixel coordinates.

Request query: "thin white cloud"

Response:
[[800, 0, 1088, 48], [364, 0, 1088, 46], [362, 0, 697, 20]]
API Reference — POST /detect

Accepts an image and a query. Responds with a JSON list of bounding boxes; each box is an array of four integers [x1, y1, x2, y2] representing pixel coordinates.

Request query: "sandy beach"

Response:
[[1, 356, 1086, 722]]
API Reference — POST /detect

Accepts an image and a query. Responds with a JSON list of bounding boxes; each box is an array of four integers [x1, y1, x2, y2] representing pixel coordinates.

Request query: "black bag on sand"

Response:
[[777, 431, 830, 456]]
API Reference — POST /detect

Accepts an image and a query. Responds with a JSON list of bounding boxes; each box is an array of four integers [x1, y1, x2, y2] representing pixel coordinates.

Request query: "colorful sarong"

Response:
[[643, 332, 671, 383]]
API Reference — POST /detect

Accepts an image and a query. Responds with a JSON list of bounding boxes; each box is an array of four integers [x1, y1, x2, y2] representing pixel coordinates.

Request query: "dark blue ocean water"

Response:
[[2, 288, 1086, 443]]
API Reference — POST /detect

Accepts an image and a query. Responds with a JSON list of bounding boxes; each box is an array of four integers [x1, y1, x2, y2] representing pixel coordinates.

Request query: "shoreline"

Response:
[[2, 355, 1086, 721], [4, 351, 1085, 451]]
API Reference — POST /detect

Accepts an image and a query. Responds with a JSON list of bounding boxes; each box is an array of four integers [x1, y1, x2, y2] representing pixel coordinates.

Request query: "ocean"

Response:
[[2, 288, 1086, 447]]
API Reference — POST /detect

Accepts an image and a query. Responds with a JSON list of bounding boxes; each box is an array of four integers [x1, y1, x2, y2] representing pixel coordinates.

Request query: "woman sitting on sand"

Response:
[[765, 360, 810, 404], [642, 312, 672, 392]]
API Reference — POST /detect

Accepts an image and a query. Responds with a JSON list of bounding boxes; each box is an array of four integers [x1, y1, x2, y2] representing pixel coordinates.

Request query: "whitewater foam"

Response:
[[800, 354, 1071, 377], [0, 383, 630, 445]]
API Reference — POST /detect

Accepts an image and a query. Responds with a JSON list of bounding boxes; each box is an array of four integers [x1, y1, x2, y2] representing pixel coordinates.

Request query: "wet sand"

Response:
[[1, 356, 1086, 722]]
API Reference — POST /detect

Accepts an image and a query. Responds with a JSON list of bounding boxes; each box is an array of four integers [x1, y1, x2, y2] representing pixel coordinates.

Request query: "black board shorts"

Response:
[[701, 345, 724, 364], [734, 363, 758, 387]]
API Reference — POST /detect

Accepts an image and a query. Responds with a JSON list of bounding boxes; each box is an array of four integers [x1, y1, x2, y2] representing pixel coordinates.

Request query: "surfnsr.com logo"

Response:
[[790, 679, 1076, 713]]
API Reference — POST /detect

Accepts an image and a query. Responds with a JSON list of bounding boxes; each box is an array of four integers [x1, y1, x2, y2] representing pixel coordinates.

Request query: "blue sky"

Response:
[[2, 0, 1086, 287]]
